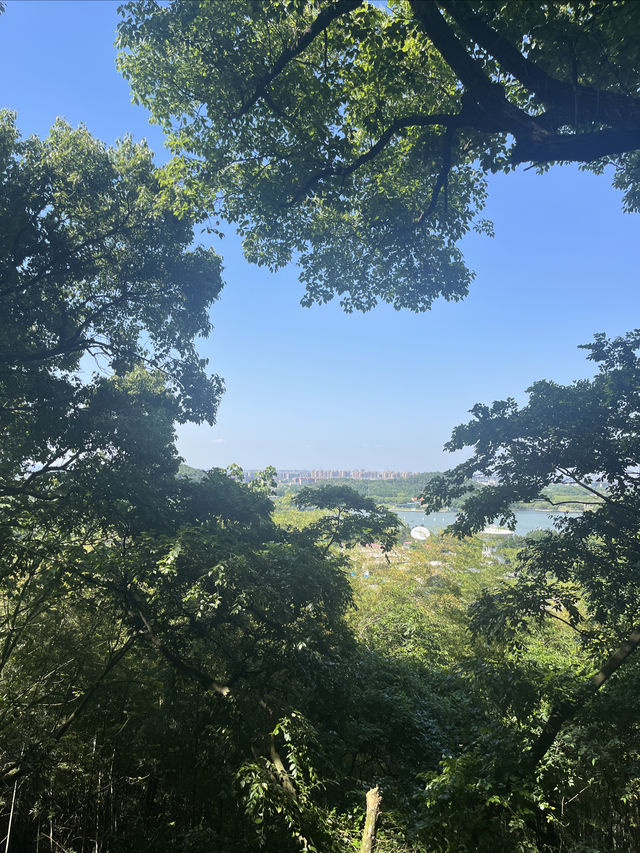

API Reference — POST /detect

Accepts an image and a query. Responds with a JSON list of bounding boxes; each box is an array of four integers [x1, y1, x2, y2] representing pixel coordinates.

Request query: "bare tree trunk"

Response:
[[360, 786, 382, 853], [4, 776, 17, 853], [95, 769, 101, 853], [80, 734, 98, 853]]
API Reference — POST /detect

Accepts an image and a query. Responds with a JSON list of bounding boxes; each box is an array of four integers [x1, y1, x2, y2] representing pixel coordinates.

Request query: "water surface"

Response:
[[395, 508, 578, 536]]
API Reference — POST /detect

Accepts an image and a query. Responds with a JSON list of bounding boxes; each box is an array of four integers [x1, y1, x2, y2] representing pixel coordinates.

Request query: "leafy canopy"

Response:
[[422, 331, 640, 772], [293, 484, 402, 553], [118, 0, 640, 312], [0, 112, 223, 504]]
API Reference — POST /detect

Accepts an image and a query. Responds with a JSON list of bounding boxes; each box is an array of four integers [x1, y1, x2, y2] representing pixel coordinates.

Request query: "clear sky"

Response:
[[2, 1, 638, 471]]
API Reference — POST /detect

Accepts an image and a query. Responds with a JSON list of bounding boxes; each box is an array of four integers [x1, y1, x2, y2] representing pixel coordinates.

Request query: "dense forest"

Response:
[[3, 1, 640, 851]]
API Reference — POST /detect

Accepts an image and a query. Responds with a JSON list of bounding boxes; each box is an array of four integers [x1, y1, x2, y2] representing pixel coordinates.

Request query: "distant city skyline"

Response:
[[258, 469, 419, 484]]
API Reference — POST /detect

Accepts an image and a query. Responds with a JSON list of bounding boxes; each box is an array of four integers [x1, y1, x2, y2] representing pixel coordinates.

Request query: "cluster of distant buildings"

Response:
[[243, 469, 418, 485], [239, 468, 609, 488]]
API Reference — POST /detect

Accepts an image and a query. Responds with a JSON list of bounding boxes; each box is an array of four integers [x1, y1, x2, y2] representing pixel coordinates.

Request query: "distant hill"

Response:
[[177, 462, 207, 482]]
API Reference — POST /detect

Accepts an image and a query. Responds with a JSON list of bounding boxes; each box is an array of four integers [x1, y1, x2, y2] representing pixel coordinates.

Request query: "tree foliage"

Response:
[[0, 114, 360, 851], [293, 484, 402, 553], [5, 4, 640, 847], [0, 111, 224, 508], [118, 0, 640, 311], [0, 464, 360, 851], [422, 331, 640, 784]]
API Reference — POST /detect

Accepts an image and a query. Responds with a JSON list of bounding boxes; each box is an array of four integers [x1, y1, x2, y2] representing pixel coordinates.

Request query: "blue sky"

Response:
[[2, 1, 638, 471]]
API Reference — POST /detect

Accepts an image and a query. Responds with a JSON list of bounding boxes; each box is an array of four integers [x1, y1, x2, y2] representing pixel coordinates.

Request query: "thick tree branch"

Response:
[[410, 1, 496, 96], [441, 0, 563, 100], [408, 0, 542, 139], [440, 0, 640, 129], [512, 127, 640, 164], [288, 112, 462, 206], [410, 1, 640, 165]]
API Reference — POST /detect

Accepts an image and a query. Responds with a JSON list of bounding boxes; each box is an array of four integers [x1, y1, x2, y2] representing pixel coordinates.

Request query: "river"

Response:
[[394, 508, 579, 536]]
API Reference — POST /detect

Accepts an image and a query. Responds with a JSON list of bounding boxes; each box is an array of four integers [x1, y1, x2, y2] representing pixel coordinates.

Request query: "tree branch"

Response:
[[288, 112, 462, 206], [232, 0, 363, 119], [410, 0, 496, 96], [538, 496, 601, 508], [133, 604, 230, 697], [524, 623, 640, 771], [408, 0, 542, 139], [417, 125, 456, 223], [512, 127, 640, 164], [54, 635, 138, 742], [439, 0, 640, 130], [0, 635, 137, 787], [545, 609, 590, 638], [555, 467, 637, 518], [408, 1, 640, 166]]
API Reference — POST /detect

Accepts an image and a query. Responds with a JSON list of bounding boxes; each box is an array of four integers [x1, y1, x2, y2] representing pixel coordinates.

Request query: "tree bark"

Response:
[[409, 0, 640, 165], [360, 786, 382, 853]]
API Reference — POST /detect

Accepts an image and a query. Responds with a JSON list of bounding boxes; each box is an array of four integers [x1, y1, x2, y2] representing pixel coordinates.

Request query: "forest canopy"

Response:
[[117, 0, 640, 312], [2, 2, 640, 851], [0, 112, 224, 509]]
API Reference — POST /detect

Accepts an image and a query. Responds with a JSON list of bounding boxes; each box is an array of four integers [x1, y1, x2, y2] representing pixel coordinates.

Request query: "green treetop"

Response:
[[118, 0, 640, 313], [0, 112, 224, 505], [422, 330, 640, 771]]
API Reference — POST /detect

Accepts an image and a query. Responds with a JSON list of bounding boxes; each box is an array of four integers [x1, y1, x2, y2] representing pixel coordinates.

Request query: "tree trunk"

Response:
[[4, 775, 17, 853], [524, 623, 640, 772], [360, 786, 382, 853]]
